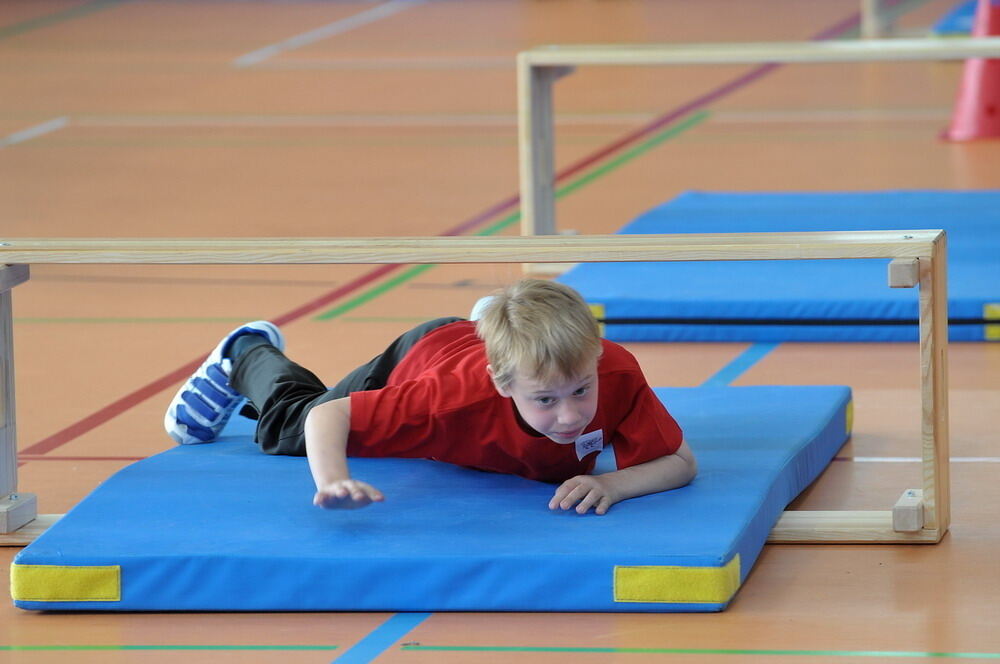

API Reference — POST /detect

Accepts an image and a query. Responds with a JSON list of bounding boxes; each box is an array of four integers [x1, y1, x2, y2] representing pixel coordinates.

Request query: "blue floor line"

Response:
[[701, 343, 780, 387], [332, 613, 431, 664]]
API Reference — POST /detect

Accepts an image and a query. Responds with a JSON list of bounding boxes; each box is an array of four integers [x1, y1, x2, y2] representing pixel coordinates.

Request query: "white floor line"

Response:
[[0, 116, 69, 148], [252, 55, 512, 70], [841, 457, 1000, 463], [74, 112, 652, 128], [233, 0, 425, 68]]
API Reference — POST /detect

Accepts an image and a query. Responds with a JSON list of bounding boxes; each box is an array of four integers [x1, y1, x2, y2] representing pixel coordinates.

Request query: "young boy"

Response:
[[165, 279, 696, 515]]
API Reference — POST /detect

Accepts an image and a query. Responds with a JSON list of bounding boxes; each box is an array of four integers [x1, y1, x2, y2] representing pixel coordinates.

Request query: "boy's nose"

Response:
[[556, 403, 580, 425]]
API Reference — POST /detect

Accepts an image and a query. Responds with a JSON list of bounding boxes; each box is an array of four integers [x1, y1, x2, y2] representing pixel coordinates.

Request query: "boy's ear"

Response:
[[486, 364, 511, 398]]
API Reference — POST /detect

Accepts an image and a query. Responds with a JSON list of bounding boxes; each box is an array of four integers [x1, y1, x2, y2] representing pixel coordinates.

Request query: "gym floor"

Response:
[[2, 0, 999, 661]]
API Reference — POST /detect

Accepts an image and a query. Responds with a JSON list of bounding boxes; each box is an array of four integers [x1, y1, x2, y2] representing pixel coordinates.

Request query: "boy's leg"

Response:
[[231, 316, 463, 456], [229, 344, 331, 456]]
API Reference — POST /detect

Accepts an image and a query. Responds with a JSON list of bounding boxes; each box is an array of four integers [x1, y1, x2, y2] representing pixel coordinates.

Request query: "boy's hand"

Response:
[[549, 475, 617, 515], [314, 480, 384, 510]]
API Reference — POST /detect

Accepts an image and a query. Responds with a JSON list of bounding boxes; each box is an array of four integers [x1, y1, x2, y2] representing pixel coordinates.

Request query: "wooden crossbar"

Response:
[[520, 37, 1000, 67], [0, 231, 950, 545], [0, 231, 939, 264]]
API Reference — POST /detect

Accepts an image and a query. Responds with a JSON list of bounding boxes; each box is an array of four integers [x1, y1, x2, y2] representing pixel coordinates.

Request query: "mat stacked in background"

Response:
[[933, 0, 977, 34], [558, 190, 1000, 342], [11, 385, 851, 613]]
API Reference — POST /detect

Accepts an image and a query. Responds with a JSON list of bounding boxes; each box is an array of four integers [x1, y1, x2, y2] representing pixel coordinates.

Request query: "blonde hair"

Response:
[[475, 279, 602, 389]]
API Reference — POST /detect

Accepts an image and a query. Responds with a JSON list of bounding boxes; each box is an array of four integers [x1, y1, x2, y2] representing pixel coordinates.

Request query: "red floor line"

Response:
[[19, 358, 204, 456], [18, 9, 869, 460], [271, 264, 397, 327], [20, 267, 401, 456]]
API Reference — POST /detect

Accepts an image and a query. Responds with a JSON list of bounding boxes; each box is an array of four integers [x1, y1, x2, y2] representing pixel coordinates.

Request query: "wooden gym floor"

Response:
[[2, 0, 999, 661]]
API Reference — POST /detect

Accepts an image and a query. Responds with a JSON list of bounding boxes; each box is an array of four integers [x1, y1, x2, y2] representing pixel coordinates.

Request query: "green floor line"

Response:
[[400, 645, 1000, 659], [315, 264, 435, 321], [313, 111, 710, 321], [548, 111, 708, 203], [0, 0, 127, 40], [1, 645, 338, 651], [473, 110, 709, 238], [340, 316, 439, 324]]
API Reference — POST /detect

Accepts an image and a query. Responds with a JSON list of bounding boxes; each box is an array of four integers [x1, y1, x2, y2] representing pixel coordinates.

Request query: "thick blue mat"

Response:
[[12, 386, 851, 613], [558, 191, 1000, 342], [933, 0, 977, 34]]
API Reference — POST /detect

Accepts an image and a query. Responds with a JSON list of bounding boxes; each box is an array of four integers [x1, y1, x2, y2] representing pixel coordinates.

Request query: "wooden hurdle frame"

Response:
[[0, 231, 948, 545], [517, 37, 1000, 239]]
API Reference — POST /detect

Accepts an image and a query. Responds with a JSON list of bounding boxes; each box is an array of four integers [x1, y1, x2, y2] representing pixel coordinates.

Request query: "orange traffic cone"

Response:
[[944, 0, 1000, 141]]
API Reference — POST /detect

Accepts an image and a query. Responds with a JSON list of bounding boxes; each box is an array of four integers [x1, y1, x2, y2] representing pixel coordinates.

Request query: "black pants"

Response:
[[230, 317, 463, 456]]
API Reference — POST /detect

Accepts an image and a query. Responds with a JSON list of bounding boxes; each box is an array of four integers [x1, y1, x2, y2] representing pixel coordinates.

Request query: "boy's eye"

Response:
[[573, 386, 590, 397], [536, 397, 555, 406]]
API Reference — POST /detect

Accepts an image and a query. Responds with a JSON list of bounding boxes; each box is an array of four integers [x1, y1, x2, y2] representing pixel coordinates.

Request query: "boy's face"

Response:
[[490, 360, 599, 445]]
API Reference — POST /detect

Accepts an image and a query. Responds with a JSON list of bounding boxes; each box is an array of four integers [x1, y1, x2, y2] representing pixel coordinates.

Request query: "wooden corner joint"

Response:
[[0, 492, 38, 534], [892, 489, 924, 532], [0, 264, 30, 293], [0, 513, 61, 547], [888, 258, 919, 288], [535, 64, 575, 80]]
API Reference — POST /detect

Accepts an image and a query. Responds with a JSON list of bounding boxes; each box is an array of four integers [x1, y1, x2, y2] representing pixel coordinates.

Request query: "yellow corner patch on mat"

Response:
[[614, 554, 740, 604], [588, 303, 606, 337], [11, 564, 121, 602], [985, 303, 1000, 341]]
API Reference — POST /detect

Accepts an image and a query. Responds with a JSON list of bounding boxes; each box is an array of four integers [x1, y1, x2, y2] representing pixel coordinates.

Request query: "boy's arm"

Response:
[[304, 397, 384, 509], [549, 440, 696, 515]]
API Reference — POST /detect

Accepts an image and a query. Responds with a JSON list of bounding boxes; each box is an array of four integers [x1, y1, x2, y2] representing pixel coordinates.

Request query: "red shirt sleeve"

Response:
[[609, 382, 683, 469], [597, 341, 683, 469]]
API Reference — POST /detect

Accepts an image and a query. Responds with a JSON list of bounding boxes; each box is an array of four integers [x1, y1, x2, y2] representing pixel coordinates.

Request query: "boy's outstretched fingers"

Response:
[[549, 475, 614, 515], [314, 479, 384, 510], [576, 490, 612, 516]]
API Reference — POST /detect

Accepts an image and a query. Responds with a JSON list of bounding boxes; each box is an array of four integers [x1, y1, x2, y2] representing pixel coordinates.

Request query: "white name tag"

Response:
[[575, 429, 604, 461]]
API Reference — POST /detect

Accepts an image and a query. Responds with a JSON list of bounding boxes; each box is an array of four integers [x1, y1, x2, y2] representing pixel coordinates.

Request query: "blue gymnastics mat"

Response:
[[933, 0, 977, 34], [558, 190, 1000, 342], [12, 385, 851, 613]]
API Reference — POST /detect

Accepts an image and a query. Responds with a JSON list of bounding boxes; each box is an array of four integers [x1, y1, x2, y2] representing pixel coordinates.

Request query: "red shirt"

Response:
[[348, 321, 682, 483]]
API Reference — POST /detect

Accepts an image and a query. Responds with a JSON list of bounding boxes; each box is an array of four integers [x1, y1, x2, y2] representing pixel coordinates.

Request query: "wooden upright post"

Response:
[[919, 238, 951, 535], [861, 0, 892, 39], [0, 270, 17, 500], [518, 58, 570, 237], [0, 264, 36, 535]]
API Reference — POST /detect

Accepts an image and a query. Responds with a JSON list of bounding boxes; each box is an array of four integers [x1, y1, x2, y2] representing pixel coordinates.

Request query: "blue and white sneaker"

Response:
[[164, 321, 284, 445]]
